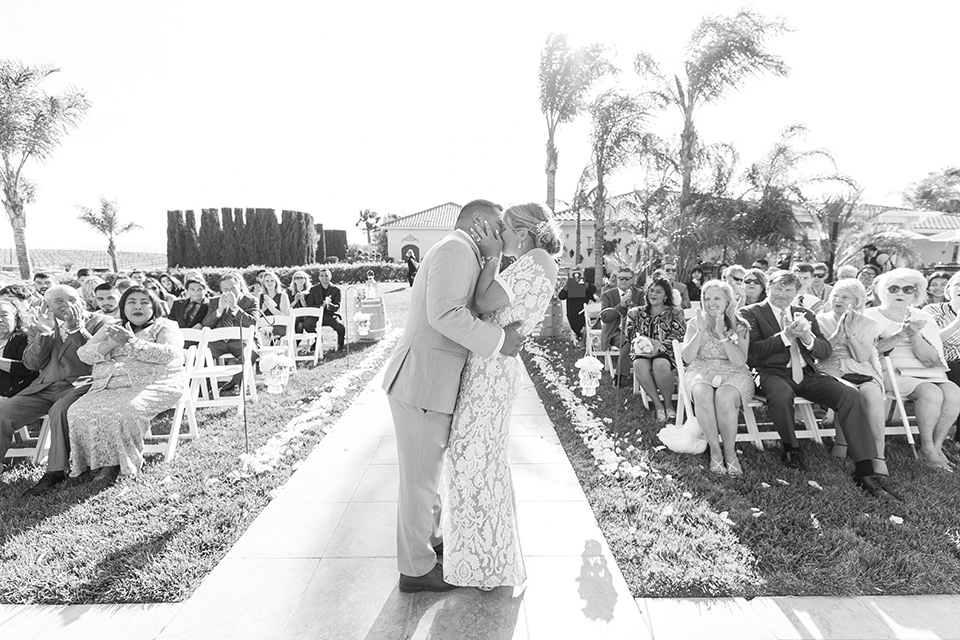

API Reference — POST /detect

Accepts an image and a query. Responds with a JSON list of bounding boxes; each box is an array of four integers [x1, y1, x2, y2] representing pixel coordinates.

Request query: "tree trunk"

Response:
[[593, 172, 606, 290], [677, 105, 697, 274], [7, 207, 32, 280], [545, 134, 559, 212], [108, 237, 118, 273], [575, 207, 582, 266]]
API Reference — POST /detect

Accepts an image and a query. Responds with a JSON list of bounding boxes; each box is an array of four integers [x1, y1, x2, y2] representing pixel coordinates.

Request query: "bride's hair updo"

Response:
[[504, 202, 563, 257]]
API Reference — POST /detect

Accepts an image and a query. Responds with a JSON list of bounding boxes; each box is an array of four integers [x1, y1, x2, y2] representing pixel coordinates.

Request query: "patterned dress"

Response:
[[625, 306, 686, 368], [442, 250, 554, 588], [69, 318, 185, 477], [683, 328, 755, 404]]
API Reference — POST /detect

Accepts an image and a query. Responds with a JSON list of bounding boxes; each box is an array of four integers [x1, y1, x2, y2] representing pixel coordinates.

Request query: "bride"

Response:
[[441, 202, 560, 589]]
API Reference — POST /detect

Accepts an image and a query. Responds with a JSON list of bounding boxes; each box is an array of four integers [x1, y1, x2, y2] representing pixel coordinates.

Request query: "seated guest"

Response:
[[809, 262, 833, 304], [858, 264, 881, 307], [557, 266, 597, 343], [94, 282, 122, 320], [925, 271, 950, 307], [739, 271, 894, 498], [599, 266, 645, 386], [0, 284, 35, 305], [742, 268, 767, 305], [626, 277, 686, 422], [288, 270, 312, 309], [835, 264, 858, 280], [685, 266, 704, 303], [0, 299, 39, 399], [80, 275, 105, 313], [792, 262, 823, 311], [32, 272, 55, 302], [114, 277, 135, 295], [158, 273, 185, 300], [304, 268, 346, 351], [652, 269, 683, 307], [75, 268, 94, 287], [866, 268, 960, 471], [129, 270, 147, 286], [258, 270, 291, 342], [168, 278, 211, 329], [0, 285, 111, 495], [680, 280, 752, 475], [722, 265, 746, 308], [143, 278, 173, 315], [201, 272, 259, 393], [751, 258, 769, 271], [922, 270, 960, 390], [816, 279, 888, 475], [68, 286, 185, 484], [662, 259, 690, 309]]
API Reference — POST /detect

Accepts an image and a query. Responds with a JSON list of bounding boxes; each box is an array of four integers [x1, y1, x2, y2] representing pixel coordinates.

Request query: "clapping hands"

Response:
[[219, 291, 238, 312], [784, 312, 813, 343], [105, 323, 134, 346]]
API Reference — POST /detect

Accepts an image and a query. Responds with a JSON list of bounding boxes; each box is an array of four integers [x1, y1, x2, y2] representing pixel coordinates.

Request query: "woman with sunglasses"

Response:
[[866, 268, 960, 471], [685, 267, 704, 303], [722, 265, 747, 308], [742, 268, 767, 305]]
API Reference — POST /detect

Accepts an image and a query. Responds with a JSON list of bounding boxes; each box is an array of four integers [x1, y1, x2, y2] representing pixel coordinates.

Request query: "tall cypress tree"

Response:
[[234, 208, 248, 267], [262, 208, 282, 266], [312, 220, 324, 264], [301, 213, 317, 263], [199, 208, 223, 267], [250, 208, 266, 265], [182, 210, 201, 267], [166, 210, 185, 267], [220, 208, 236, 268], [279, 210, 297, 266]]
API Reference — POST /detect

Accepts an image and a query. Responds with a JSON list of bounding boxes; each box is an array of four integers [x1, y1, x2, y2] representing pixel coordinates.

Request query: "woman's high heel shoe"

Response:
[[726, 458, 743, 477], [710, 458, 726, 475]]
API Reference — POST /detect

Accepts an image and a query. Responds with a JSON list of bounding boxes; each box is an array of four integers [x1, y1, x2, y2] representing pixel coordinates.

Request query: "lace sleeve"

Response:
[[517, 262, 554, 337], [77, 325, 116, 365], [127, 320, 184, 365]]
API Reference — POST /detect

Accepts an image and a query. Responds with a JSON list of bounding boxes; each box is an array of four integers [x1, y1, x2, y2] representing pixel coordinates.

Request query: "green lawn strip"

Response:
[[523, 338, 960, 597], [0, 284, 410, 604]]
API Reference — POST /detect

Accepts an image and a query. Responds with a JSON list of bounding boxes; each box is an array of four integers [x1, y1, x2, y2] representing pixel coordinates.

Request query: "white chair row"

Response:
[[256, 307, 340, 367], [583, 302, 618, 379]]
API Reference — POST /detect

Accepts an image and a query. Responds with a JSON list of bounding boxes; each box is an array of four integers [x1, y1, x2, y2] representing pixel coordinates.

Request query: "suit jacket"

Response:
[[0, 331, 38, 397], [305, 283, 342, 320], [673, 280, 691, 309], [168, 298, 210, 329], [598, 286, 644, 350], [739, 300, 832, 374], [20, 313, 112, 396], [382, 229, 503, 414], [201, 293, 258, 329]]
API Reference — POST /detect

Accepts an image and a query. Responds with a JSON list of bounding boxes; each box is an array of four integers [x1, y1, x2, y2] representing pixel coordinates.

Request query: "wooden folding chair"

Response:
[[143, 346, 201, 462]]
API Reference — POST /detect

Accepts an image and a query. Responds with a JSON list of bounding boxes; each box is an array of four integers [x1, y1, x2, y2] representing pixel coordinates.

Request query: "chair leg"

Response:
[[797, 403, 822, 443], [742, 405, 764, 450]]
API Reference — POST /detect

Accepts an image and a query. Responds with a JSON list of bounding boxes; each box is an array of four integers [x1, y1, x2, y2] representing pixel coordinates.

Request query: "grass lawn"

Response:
[[523, 338, 960, 598], [0, 283, 410, 604]]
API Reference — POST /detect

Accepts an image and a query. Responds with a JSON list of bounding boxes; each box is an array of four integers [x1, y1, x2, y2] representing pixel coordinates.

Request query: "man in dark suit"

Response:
[[0, 285, 112, 495], [304, 268, 346, 350], [202, 272, 259, 393], [599, 267, 645, 386], [169, 278, 211, 329], [662, 260, 690, 309], [739, 271, 897, 499]]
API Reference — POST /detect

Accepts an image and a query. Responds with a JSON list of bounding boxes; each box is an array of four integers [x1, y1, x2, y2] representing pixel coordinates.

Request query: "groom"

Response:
[[382, 199, 524, 593]]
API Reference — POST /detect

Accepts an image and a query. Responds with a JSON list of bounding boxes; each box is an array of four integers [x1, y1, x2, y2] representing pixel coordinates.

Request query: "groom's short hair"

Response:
[[457, 199, 502, 225]]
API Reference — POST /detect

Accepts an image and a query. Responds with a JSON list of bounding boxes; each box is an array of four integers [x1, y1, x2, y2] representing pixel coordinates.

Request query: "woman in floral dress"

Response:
[[69, 286, 185, 484], [442, 202, 560, 590]]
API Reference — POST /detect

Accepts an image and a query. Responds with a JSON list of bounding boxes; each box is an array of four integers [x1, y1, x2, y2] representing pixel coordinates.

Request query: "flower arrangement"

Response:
[[574, 356, 604, 396], [354, 311, 371, 336], [259, 352, 295, 394]]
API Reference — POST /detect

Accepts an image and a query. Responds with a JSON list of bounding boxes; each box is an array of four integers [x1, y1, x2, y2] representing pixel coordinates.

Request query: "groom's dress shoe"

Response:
[[855, 474, 903, 502], [22, 471, 67, 497], [399, 564, 458, 593]]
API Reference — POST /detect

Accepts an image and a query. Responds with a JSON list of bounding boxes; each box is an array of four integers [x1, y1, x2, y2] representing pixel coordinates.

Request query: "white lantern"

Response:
[[575, 356, 604, 396], [354, 312, 371, 337], [260, 353, 294, 394]]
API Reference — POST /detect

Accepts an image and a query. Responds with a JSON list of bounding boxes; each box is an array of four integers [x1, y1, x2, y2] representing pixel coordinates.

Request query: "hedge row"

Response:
[[159, 262, 408, 291]]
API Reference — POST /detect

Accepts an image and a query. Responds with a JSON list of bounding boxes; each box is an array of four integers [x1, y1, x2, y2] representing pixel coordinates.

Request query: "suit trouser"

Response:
[[758, 368, 877, 461], [0, 382, 90, 471], [207, 339, 259, 387], [388, 395, 450, 577], [303, 316, 346, 347]]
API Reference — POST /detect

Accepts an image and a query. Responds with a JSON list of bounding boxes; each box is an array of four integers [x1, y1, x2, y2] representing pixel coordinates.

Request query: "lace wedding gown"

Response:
[[442, 250, 554, 588]]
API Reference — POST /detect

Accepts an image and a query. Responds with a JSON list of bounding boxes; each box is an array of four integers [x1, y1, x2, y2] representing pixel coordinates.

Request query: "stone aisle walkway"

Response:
[[3, 361, 960, 639]]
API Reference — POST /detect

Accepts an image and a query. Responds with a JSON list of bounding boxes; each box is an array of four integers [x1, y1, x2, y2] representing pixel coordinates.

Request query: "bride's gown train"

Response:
[[442, 251, 554, 588]]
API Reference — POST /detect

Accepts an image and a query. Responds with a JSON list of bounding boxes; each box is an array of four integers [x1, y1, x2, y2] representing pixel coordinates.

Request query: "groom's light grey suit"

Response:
[[383, 229, 504, 576]]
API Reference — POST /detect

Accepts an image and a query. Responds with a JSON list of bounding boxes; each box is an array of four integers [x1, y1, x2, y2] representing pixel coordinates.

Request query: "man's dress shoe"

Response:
[[399, 564, 458, 593], [855, 475, 903, 502], [22, 471, 66, 497], [780, 449, 807, 470]]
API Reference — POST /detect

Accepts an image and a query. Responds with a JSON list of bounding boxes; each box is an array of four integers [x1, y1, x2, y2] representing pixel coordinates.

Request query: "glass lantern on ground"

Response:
[[575, 356, 604, 396], [259, 352, 294, 394]]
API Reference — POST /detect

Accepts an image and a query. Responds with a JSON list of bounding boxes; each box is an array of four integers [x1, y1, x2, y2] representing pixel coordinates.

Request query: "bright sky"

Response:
[[2, 0, 957, 254]]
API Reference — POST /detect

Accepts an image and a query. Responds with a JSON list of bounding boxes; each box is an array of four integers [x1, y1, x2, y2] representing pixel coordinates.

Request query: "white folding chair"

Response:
[[257, 314, 290, 348], [286, 307, 326, 366], [6, 416, 52, 464], [583, 302, 617, 379], [143, 346, 201, 462], [881, 356, 923, 456], [190, 326, 258, 412]]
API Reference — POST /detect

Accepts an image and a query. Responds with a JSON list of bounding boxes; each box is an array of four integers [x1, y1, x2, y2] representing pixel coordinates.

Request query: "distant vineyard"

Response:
[[0, 248, 167, 272]]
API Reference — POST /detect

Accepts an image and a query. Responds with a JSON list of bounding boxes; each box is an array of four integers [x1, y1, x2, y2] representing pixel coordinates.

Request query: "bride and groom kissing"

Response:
[[382, 199, 562, 593]]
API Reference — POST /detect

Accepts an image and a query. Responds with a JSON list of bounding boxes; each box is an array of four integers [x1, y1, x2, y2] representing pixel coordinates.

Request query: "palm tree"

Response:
[[356, 209, 380, 244], [77, 197, 141, 273], [1, 60, 90, 278], [634, 9, 790, 272], [586, 89, 651, 289], [539, 34, 614, 212]]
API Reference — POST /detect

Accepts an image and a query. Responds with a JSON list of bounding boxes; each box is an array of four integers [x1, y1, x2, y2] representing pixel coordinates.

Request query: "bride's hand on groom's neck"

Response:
[[470, 220, 503, 258]]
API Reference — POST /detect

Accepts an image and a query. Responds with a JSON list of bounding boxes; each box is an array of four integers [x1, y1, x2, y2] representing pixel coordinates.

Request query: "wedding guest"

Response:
[[94, 282, 121, 320], [599, 266, 644, 386], [143, 278, 173, 314], [662, 259, 690, 309], [168, 278, 211, 330], [288, 270, 311, 310], [626, 277, 686, 422], [792, 263, 822, 311], [304, 268, 346, 350], [129, 270, 147, 286], [685, 266, 704, 303], [751, 258, 769, 271], [80, 276, 105, 313], [32, 272, 55, 299], [816, 279, 888, 475], [0, 299, 38, 399], [201, 272, 259, 394], [558, 266, 597, 343], [114, 278, 135, 295], [75, 268, 94, 287], [158, 273, 185, 299], [866, 268, 960, 470], [0, 285, 111, 495], [925, 271, 950, 307], [722, 264, 746, 308], [809, 262, 833, 304], [0, 284, 34, 306], [257, 270, 290, 342], [405, 249, 419, 287], [742, 268, 767, 305], [922, 270, 960, 389], [68, 286, 185, 484], [858, 264, 881, 307], [863, 243, 892, 273], [680, 280, 752, 475], [835, 264, 858, 281], [739, 271, 894, 498]]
